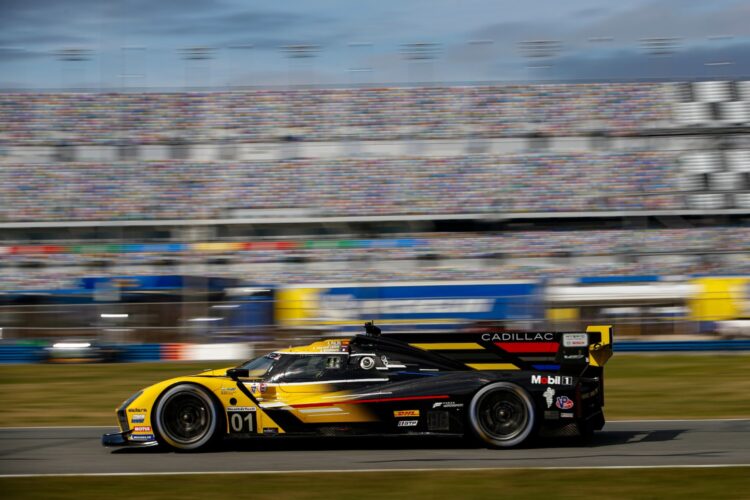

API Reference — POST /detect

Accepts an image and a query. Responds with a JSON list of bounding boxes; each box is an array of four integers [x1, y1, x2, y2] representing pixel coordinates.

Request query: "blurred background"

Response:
[[2, 0, 750, 363]]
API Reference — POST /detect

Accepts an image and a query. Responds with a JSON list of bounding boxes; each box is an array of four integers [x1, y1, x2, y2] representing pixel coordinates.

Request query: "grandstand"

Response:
[[1, 80, 749, 306]]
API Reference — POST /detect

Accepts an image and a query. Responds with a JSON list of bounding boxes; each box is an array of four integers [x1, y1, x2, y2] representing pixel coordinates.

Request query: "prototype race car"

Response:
[[103, 323, 613, 450]]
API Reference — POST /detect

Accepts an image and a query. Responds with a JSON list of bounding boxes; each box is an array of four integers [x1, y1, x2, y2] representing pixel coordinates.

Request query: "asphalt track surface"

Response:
[[1, 420, 748, 476]]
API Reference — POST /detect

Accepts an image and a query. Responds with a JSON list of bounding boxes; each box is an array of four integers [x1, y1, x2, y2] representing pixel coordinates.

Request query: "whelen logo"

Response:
[[531, 375, 574, 386], [394, 410, 420, 417]]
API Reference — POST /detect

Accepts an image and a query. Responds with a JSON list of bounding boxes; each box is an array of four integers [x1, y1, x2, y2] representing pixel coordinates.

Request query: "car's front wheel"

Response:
[[154, 384, 221, 451], [468, 382, 536, 448]]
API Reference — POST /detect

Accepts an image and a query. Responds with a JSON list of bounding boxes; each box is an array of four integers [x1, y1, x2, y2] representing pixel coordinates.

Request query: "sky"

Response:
[[1, 0, 749, 89]]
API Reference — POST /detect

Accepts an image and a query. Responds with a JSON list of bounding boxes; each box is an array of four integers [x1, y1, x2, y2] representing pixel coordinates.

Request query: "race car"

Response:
[[103, 323, 613, 451]]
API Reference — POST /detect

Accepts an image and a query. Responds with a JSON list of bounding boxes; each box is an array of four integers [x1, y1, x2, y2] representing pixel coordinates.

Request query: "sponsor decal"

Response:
[[481, 332, 554, 342], [562, 333, 588, 348], [531, 374, 574, 386], [432, 401, 464, 409], [359, 356, 376, 370], [249, 383, 259, 392], [555, 396, 574, 410], [321, 295, 494, 320], [394, 410, 420, 417], [220, 387, 237, 395], [340, 340, 351, 353], [130, 434, 155, 441], [581, 387, 600, 400], [133, 426, 152, 432], [397, 420, 419, 427], [228, 410, 256, 433], [128, 408, 147, 413], [544, 410, 559, 420], [131, 414, 145, 423], [560, 412, 575, 419], [563, 353, 586, 361], [543, 387, 555, 408], [259, 383, 268, 393], [262, 427, 278, 435]]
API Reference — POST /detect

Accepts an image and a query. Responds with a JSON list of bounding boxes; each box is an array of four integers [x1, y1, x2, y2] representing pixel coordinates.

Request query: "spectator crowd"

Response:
[[1, 227, 749, 290], [0, 83, 672, 146], [0, 152, 681, 222]]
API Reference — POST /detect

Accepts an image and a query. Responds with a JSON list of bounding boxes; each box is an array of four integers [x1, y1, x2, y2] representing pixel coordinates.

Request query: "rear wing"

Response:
[[584, 325, 614, 368], [384, 325, 613, 373]]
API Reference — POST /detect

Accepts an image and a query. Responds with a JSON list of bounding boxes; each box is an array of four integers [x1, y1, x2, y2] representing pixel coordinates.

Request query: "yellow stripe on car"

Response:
[[409, 343, 485, 350], [466, 363, 520, 370]]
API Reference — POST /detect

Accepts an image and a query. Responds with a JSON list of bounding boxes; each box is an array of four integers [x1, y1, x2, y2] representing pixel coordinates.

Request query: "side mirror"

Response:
[[364, 322, 381, 336], [226, 368, 249, 380]]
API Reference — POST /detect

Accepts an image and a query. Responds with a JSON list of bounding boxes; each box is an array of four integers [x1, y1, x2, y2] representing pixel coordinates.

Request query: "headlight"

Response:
[[562, 333, 588, 348]]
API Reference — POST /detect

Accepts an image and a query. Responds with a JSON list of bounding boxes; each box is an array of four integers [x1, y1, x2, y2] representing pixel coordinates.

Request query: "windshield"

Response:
[[238, 353, 279, 379]]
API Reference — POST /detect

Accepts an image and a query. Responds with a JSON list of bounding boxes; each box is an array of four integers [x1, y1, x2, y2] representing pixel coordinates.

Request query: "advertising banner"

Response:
[[276, 281, 541, 330]]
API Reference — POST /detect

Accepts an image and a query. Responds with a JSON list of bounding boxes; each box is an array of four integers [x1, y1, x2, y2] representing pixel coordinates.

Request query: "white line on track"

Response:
[[610, 418, 750, 423], [1, 464, 749, 479], [1, 418, 748, 430]]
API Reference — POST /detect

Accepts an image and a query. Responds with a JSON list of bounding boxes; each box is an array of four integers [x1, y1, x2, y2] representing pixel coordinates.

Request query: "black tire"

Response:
[[154, 384, 221, 451], [468, 382, 536, 448]]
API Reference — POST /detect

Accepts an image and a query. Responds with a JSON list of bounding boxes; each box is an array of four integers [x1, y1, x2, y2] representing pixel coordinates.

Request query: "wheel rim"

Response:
[[160, 392, 212, 445], [477, 390, 528, 442]]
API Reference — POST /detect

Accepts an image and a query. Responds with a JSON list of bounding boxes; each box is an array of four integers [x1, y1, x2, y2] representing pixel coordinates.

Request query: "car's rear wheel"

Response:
[[154, 384, 220, 451], [468, 382, 536, 448]]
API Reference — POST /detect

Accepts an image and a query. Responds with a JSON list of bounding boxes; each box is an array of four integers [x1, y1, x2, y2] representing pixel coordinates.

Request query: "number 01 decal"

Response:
[[227, 408, 256, 434]]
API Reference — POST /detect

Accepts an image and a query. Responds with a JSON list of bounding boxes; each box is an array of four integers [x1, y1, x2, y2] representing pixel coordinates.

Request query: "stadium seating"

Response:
[[0, 83, 673, 146], [0, 152, 682, 222], [2, 227, 749, 290], [2, 81, 749, 289]]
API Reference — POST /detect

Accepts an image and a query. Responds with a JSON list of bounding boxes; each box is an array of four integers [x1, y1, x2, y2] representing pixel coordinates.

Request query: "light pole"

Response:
[[346, 42, 373, 87], [639, 37, 682, 80], [0, 47, 29, 89], [226, 44, 254, 87], [467, 39, 494, 83], [280, 44, 320, 87], [704, 35, 735, 80], [55, 48, 93, 89], [586, 37, 614, 81], [517, 40, 562, 82], [119, 46, 146, 91], [179, 47, 216, 89], [400, 42, 441, 86]]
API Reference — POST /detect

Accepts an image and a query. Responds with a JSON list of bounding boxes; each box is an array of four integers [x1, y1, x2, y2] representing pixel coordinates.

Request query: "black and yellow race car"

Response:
[[103, 323, 612, 451]]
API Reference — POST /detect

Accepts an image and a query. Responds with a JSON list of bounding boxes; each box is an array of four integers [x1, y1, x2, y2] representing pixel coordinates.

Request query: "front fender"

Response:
[[117, 375, 231, 440]]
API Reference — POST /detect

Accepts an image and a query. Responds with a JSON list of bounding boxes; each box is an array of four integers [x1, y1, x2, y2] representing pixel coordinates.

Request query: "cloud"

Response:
[[0, 33, 90, 46], [137, 10, 333, 37], [0, 47, 48, 61], [553, 42, 750, 80], [570, 0, 750, 43]]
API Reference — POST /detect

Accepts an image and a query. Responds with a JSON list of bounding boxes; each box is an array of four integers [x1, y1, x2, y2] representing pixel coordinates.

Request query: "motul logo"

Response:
[[531, 374, 573, 386]]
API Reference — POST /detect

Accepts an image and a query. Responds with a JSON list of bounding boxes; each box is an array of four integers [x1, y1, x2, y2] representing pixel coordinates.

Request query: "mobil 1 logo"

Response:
[[227, 407, 256, 434]]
